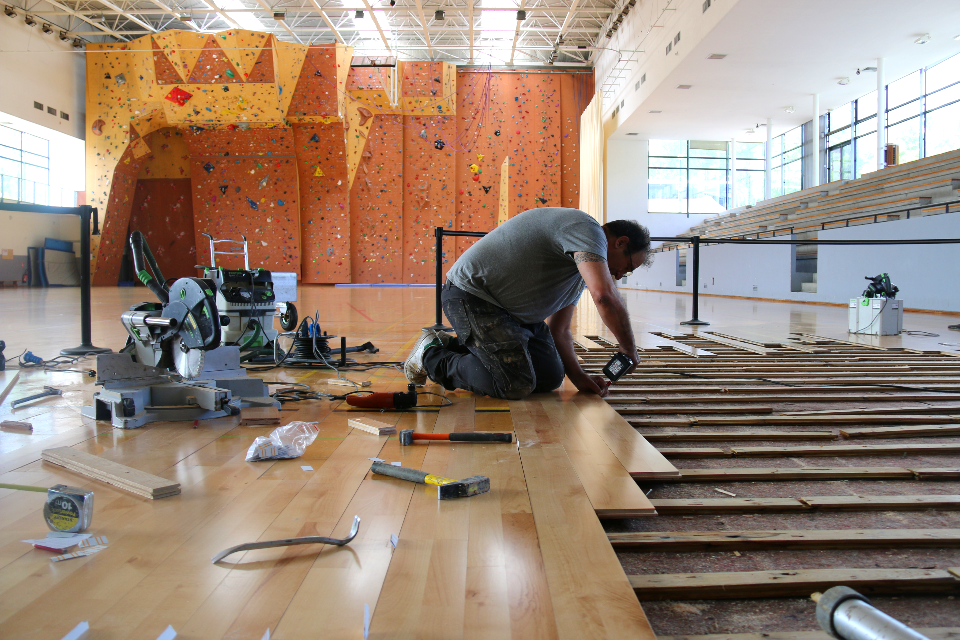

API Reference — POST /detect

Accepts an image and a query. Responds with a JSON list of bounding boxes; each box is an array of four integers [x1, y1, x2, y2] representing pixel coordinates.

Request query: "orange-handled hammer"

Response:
[[399, 430, 513, 446]]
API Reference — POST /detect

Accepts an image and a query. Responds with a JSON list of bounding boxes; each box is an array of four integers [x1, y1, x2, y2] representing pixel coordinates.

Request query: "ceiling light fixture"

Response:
[[434, 9, 444, 20], [676, 84, 692, 89], [516, 9, 525, 20], [23, 14, 36, 26], [272, 11, 285, 20], [355, 10, 364, 19], [914, 33, 932, 44], [41, 22, 52, 34], [707, 53, 726, 59], [784, 106, 795, 114], [58, 30, 69, 41], [856, 66, 877, 75], [648, 110, 661, 113], [3, 5, 15, 17], [72, 38, 84, 49], [837, 77, 851, 85], [179, 13, 192, 21]]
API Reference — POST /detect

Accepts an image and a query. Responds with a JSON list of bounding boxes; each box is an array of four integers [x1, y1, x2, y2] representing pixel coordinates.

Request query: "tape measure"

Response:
[[42, 485, 94, 533]]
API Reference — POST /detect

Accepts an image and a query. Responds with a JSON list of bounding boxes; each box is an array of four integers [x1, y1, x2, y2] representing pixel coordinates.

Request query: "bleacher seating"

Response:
[[655, 148, 960, 252]]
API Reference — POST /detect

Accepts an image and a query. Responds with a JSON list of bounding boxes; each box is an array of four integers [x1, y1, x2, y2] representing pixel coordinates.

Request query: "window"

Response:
[[824, 52, 960, 179], [649, 140, 731, 214], [769, 125, 804, 197], [735, 142, 765, 207], [0, 124, 72, 206]]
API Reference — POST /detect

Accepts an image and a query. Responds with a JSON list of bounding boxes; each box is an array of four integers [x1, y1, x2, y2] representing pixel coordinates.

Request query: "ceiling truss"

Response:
[[6, 0, 619, 66]]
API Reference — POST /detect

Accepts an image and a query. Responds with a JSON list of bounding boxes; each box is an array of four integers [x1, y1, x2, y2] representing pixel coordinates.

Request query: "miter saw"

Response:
[[82, 232, 278, 429]]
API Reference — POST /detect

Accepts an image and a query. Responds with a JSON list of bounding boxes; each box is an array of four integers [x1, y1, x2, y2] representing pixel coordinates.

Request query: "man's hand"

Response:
[[570, 371, 612, 397], [618, 347, 642, 377]]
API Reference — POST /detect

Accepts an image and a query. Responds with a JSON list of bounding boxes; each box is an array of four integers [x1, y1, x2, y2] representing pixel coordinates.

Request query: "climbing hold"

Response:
[[419, 129, 428, 139], [433, 76, 441, 83], [469, 164, 479, 173], [115, 73, 126, 85], [494, 130, 500, 136], [357, 106, 374, 126], [258, 176, 268, 189], [472, 174, 480, 182], [434, 139, 445, 150], [165, 87, 193, 106], [219, 185, 228, 195], [310, 133, 320, 143], [203, 162, 215, 173], [246, 197, 258, 210], [482, 186, 492, 194], [91, 119, 105, 136], [477, 154, 484, 162], [225, 69, 234, 78], [314, 166, 325, 177], [538, 197, 548, 204]]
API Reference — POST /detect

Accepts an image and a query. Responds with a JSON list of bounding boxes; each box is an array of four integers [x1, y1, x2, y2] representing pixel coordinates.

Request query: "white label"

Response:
[[849, 300, 857, 308], [892, 301, 899, 309], [872, 300, 882, 309]]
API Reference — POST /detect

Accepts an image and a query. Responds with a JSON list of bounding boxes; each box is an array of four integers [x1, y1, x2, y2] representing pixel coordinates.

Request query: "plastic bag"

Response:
[[245, 421, 319, 462]]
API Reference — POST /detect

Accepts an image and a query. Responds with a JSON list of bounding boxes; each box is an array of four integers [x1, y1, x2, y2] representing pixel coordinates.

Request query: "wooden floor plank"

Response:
[[536, 395, 656, 517], [608, 529, 960, 551], [729, 443, 960, 457], [510, 401, 657, 640], [572, 394, 679, 480], [630, 415, 960, 427]]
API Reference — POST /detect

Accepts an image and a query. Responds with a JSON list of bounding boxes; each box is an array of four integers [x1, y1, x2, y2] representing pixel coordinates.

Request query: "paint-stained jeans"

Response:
[[422, 283, 565, 400]]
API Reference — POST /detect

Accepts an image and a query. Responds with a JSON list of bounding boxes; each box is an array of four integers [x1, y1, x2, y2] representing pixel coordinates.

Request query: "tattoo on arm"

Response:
[[573, 252, 606, 264]]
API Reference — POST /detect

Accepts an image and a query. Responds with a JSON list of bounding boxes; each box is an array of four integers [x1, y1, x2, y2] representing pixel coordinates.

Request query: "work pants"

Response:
[[422, 283, 565, 400]]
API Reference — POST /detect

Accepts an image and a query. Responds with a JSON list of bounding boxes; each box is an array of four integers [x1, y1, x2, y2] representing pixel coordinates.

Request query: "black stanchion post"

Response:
[[424, 226, 452, 332], [61, 205, 112, 356], [680, 235, 709, 326]]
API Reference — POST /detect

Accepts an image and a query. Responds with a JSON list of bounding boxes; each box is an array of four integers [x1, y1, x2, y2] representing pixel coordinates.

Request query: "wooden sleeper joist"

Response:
[[628, 567, 960, 600], [656, 628, 960, 640], [629, 414, 960, 427], [659, 467, 918, 482], [650, 494, 960, 514], [841, 424, 960, 438], [608, 528, 960, 551], [639, 431, 835, 442]]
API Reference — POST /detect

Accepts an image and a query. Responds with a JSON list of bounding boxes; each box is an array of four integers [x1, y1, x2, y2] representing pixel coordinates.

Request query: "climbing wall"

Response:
[[129, 128, 196, 280], [186, 128, 301, 274], [86, 29, 592, 286], [293, 123, 351, 282]]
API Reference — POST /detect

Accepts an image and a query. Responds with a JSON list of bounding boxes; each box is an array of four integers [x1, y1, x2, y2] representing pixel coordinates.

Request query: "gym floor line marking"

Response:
[[347, 304, 374, 322]]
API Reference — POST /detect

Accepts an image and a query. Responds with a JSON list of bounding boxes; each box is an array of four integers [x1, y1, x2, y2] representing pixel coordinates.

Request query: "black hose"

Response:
[[129, 231, 169, 303]]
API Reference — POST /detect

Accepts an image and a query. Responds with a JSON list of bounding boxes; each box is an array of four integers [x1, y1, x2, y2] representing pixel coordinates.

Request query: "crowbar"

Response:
[[212, 515, 361, 563]]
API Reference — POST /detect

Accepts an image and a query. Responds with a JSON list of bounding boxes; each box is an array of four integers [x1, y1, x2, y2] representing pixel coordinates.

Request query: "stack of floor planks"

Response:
[[41, 447, 181, 499]]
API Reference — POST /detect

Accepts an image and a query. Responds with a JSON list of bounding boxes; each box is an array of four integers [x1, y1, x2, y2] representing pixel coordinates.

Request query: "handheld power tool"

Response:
[[346, 384, 418, 410]]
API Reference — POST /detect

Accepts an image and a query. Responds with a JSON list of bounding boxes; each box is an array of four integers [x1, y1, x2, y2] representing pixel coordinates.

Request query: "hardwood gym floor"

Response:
[[1, 285, 959, 639]]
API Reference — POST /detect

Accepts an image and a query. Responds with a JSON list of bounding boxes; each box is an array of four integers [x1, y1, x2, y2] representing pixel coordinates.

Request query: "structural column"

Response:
[[730, 137, 737, 209], [877, 57, 886, 170], [764, 117, 772, 200], [811, 93, 820, 187]]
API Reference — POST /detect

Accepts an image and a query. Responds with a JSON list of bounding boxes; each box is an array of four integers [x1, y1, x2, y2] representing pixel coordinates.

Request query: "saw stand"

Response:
[[82, 348, 279, 430]]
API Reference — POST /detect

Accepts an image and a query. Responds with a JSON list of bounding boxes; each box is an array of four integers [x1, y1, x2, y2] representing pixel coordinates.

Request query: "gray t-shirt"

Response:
[[446, 208, 607, 324]]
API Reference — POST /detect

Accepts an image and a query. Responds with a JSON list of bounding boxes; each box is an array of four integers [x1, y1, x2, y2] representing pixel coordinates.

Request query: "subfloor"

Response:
[[1, 284, 959, 639]]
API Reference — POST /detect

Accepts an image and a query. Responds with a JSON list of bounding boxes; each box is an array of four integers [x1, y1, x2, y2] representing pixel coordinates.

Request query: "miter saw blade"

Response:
[[172, 336, 205, 379]]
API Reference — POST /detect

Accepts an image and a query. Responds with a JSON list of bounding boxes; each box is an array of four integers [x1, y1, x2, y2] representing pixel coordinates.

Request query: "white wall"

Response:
[[0, 16, 86, 140], [623, 211, 960, 313], [0, 210, 80, 255]]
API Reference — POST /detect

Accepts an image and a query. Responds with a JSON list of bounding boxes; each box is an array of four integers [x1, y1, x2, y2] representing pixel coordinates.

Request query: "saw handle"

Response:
[[346, 393, 398, 409]]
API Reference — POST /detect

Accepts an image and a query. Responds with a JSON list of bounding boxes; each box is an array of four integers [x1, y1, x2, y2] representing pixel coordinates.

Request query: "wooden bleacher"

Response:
[[657, 148, 960, 250]]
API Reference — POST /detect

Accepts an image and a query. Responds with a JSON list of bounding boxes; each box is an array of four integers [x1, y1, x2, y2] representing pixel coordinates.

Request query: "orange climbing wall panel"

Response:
[[187, 129, 301, 274], [349, 114, 404, 283], [129, 179, 196, 280], [293, 123, 351, 283]]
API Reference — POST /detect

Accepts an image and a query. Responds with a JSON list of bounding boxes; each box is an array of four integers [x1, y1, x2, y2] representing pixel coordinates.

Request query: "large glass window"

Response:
[[649, 140, 729, 214], [824, 52, 960, 179], [0, 125, 72, 206], [770, 125, 804, 197], [735, 142, 765, 207]]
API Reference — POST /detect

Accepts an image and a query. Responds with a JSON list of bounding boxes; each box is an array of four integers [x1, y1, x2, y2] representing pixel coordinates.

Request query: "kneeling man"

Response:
[[404, 207, 650, 399]]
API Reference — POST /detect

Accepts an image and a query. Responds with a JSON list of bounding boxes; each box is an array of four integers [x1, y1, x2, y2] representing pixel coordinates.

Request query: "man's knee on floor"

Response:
[[502, 385, 534, 400]]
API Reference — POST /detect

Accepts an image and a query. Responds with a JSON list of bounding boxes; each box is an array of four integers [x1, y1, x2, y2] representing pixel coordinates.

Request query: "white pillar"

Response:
[[811, 93, 820, 187], [764, 117, 772, 200], [730, 138, 737, 209], [877, 57, 886, 170]]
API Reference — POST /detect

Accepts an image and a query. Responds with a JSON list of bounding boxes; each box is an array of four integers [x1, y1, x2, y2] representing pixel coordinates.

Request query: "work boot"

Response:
[[403, 329, 451, 385], [949, 324, 960, 331]]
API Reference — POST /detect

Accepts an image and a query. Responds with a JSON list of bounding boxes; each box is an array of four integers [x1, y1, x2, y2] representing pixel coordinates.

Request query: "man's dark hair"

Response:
[[603, 219, 652, 266]]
